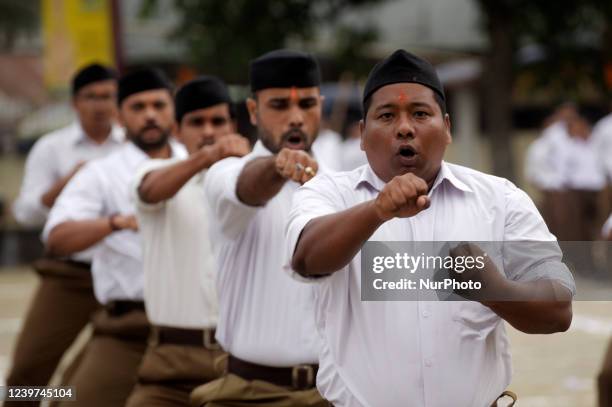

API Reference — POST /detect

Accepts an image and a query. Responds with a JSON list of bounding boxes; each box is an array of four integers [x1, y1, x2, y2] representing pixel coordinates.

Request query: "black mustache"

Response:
[[142, 124, 161, 132]]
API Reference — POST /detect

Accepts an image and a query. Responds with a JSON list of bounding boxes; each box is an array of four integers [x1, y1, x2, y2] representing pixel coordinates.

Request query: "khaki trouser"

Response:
[[126, 339, 226, 407], [55, 307, 150, 407], [556, 189, 604, 241], [190, 372, 328, 407], [4, 259, 100, 407]]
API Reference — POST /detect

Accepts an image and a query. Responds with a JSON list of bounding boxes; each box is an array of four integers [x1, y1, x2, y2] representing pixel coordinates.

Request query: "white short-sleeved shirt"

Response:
[[559, 135, 606, 191], [204, 140, 320, 366], [13, 121, 124, 261], [285, 162, 575, 407], [133, 157, 217, 329], [43, 141, 185, 305], [524, 122, 567, 190]]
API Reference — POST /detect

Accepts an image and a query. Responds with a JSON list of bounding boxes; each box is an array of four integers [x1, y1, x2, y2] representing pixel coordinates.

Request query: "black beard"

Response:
[[258, 128, 313, 154], [129, 129, 171, 152]]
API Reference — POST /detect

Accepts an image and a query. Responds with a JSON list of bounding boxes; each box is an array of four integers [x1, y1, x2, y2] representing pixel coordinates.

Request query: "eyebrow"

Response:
[[374, 101, 433, 111], [269, 96, 316, 101]]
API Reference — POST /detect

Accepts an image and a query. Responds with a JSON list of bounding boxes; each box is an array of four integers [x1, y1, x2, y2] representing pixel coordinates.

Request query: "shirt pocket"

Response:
[[451, 301, 501, 340]]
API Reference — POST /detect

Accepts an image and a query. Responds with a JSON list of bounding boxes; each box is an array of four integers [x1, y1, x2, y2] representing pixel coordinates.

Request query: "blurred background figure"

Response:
[[1, 1, 612, 406], [4, 63, 122, 405], [559, 115, 607, 242], [592, 107, 612, 190], [524, 103, 578, 238]]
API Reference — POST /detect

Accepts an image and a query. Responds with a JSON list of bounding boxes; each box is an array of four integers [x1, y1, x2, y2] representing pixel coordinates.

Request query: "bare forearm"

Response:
[[292, 201, 384, 276], [139, 153, 211, 204], [484, 280, 572, 334], [236, 157, 286, 206], [41, 176, 71, 208], [47, 219, 113, 256]]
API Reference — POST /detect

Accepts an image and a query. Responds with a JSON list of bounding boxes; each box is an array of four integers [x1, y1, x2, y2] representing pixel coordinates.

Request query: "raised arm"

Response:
[[138, 134, 249, 204], [236, 148, 318, 206], [292, 173, 430, 276]]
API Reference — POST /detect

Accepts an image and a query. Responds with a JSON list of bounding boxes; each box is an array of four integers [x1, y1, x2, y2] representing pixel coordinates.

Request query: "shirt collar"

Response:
[[251, 140, 274, 158], [353, 161, 473, 194], [430, 161, 473, 194]]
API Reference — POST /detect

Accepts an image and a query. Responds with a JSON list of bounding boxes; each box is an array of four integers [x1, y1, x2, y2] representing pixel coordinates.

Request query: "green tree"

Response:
[[140, 0, 385, 82], [476, 0, 612, 180], [0, 1, 39, 51]]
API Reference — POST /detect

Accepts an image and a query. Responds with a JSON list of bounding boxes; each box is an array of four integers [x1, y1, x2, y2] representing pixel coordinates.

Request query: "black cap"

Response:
[[249, 49, 321, 93], [175, 76, 232, 122], [118, 68, 173, 105], [363, 50, 445, 106], [71, 63, 117, 96]]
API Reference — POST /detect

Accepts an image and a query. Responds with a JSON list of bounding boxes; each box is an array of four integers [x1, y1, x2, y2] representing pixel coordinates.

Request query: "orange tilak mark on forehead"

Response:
[[398, 89, 407, 103], [290, 86, 298, 102]]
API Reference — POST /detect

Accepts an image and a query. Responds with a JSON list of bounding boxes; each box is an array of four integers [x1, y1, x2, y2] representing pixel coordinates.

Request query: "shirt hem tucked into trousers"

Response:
[[126, 325, 226, 407]]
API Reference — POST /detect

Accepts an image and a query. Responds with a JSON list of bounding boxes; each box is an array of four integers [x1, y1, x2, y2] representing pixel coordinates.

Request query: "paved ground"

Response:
[[0, 265, 610, 406]]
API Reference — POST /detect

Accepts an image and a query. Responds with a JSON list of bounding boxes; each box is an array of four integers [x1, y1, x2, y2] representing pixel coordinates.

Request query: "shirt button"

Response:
[[425, 359, 433, 367]]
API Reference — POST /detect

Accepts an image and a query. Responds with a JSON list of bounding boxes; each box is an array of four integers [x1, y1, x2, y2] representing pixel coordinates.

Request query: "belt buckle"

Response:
[[203, 329, 221, 350], [292, 364, 315, 390]]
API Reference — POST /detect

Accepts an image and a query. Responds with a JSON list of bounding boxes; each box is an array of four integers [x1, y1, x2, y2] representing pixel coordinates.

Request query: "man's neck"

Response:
[[82, 123, 113, 145]]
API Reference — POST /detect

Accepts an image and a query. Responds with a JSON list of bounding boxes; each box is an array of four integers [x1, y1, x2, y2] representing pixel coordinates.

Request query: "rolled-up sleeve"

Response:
[[502, 184, 576, 296], [284, 173, 344, 282]]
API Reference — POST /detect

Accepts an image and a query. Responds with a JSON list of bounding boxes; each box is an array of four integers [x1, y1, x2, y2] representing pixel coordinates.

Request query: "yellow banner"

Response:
[[42, 0, 115, 91]]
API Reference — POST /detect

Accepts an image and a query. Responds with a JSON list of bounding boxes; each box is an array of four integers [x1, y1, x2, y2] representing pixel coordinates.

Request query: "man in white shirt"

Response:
[[43, 68, 180, 407], [557, 116, 607, 243], [191, 50, 328, 407], [287, 50, 574, 407], [524, 103, 577, 237], [6, 63, 124, 397], [126, 76, 250, 406]]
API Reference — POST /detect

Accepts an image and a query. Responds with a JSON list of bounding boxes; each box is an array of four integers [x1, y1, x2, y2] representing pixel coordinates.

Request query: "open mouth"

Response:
[[398, 145, 417, 158], [397, 144, 418, 166], [282, 131, 307, 150]]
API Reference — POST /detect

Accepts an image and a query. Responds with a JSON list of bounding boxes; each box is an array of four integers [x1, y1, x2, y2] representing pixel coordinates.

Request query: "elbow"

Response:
[[524, 303, 573, 334], [138, 183, 159, 205], [552, 305, 573, 333], [45, 228, 71, 257], [291, 252, 311, 278]]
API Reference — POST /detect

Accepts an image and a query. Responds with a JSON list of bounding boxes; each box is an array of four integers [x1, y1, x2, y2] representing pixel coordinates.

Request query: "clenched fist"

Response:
[[109, 214, 139, 231], [374, 173, 430, 221], [204, 134, 251, 163], [275, 148, 318, 185]]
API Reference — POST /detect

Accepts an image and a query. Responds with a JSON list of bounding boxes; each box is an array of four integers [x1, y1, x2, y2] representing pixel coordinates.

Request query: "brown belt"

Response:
[[228, 354, 318, 390], [104, 300, 145, 317], [152, 325, 220, 350]]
